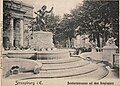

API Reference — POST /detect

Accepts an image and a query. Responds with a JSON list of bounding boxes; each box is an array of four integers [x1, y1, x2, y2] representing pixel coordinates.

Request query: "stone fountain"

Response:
[[28, 30, 70, 60], [3, 5, 111, 80], [5, 5, 70, 60]]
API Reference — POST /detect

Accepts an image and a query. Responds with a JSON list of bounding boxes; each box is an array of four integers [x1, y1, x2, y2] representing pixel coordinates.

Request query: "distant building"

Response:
[[3, 0, 34, 49]]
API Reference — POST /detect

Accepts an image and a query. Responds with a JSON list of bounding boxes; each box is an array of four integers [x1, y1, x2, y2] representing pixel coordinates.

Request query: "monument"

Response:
[[103, 37, 118, 63], [30, 5, 54, 51], [29, 5, 69, 59], [3, 4, 70, 60]]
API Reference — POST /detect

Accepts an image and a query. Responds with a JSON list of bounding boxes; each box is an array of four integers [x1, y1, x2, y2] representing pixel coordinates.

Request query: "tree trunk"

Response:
[[96, 33, 100, 47]]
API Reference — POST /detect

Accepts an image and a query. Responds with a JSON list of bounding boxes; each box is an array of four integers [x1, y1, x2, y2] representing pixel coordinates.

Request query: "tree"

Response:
[[55, 0, 119, 48], [45, 13, 60, 33], [69, 0, 119, 47], [54, 13, 76, 47]]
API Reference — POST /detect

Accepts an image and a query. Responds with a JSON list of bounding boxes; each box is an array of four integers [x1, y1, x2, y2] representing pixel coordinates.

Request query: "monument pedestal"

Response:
[[103, 45, 118, 63], [30, 31, 54, 51], [29, 31, 70, 60]]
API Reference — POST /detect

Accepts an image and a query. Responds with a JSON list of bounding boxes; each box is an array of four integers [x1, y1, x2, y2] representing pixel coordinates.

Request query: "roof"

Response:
[[3, 0, 34, 9]]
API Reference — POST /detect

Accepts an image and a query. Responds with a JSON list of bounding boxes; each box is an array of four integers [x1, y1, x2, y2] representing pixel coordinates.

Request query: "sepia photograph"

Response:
[[1, 0, 119, 85]]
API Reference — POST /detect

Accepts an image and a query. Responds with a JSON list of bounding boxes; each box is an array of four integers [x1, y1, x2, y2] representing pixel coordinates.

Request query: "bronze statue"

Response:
[[34, 5, 53, 31]]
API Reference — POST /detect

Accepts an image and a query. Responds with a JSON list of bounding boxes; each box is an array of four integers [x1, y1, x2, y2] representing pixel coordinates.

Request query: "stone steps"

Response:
[[38, 57, 81, 64], [7, 57, 109, 80], [22, 63, 98, 79], [8, 66, 109, 80], [65, 66, 109, 80], [41, 59, 90, 70], [101, 66, 119, 79]]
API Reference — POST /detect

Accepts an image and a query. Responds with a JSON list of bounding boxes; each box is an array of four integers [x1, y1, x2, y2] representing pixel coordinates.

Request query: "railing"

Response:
[[116, 48, 119, 53], [113, 54, 119, 68], [96, 48, 119, 53], [96, 48, 103, 52]]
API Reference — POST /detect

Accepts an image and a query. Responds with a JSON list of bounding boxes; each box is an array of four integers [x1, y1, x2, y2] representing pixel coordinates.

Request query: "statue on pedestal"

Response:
[[106, 37, 116, 46], [34, 5, 53, 31], [103, 37, 118, 62]]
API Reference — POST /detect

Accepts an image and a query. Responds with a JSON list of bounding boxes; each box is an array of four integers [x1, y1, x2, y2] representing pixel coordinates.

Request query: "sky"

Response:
[[21, 0, 83, 17]]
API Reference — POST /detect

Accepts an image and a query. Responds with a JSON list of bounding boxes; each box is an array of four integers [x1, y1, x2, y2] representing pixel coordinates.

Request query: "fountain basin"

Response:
[[36, 49, 70, 60], [4, 49, 70, 60], [4, 50, 36, 59]]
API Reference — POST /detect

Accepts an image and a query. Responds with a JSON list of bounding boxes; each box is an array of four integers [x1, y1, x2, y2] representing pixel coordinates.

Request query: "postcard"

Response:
[[1, 0, 120, 86]]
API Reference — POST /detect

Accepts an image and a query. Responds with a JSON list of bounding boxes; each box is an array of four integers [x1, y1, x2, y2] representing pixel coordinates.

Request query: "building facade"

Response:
[[3, 0, 34, 49]]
